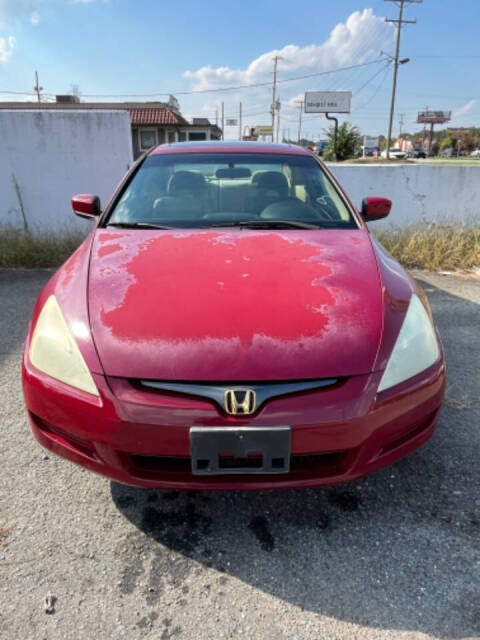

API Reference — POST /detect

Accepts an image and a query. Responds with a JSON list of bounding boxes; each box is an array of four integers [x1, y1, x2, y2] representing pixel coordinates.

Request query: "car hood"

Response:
[[88, 228, 383, 381]]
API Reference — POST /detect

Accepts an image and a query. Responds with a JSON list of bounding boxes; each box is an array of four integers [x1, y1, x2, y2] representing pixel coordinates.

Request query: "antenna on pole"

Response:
[[33, 70, 43, 103], [271, 55, 283, 142], [221, 102, 224, 140], [295, 101, 304, 143]]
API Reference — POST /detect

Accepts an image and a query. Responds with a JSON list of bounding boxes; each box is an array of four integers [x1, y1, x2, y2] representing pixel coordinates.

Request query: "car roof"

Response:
[[149, 140, 312, 157]]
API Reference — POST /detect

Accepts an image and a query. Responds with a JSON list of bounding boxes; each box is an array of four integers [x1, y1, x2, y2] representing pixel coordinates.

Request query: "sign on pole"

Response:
[[363, 136, 379, 158], [304, 91, 352, 114], [254, 125, 273, 136], [226, 118, 238, 126], [417, 110, 451, 124], [363, 136, 379, 148]]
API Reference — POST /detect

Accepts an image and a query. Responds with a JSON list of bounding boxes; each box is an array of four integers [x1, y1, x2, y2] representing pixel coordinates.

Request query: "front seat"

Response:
[[246, 171, 289, 215], [168, 171, 206, 197], [153, 170, 206, 220]]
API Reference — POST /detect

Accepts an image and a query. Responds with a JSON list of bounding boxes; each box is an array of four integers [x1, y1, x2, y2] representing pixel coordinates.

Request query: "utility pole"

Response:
[[33, 70, 43, 103], [239, 102, 242, 141], [385, 0, 422, 158], [276, 99, 281, 143], [399, 112, 405, 136], [271, 55, 282, 142], [221, 102, 224, 140], [422, 104, 428, 148], [215, 105, 218, 127], [295, 101, 304, 143]]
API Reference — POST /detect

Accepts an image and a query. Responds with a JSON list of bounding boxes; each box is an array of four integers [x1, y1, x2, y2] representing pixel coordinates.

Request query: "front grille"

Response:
[[127, 449, 354, 482], [134, 377, 341, 414]]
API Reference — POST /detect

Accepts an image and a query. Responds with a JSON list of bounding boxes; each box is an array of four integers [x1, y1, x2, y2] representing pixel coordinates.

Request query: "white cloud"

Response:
[[0, 34, 15, 63], [0, 0, 37, 26], [184, 9, 394, 91], [182, 9, 395, 139], [0, 0, 96, 27], [454, 99, 476, 117]]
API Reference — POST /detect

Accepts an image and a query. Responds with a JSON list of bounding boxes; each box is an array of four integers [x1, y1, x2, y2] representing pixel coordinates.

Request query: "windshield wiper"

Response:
[[106, 222, 173, 230], [207, 219, 323, 230]]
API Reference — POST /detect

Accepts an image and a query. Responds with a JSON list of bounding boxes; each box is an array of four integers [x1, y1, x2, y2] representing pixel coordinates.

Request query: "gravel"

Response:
[[0, 269, 479, 640]]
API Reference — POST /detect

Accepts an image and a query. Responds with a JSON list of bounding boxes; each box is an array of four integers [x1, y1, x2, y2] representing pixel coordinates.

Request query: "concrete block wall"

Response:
[[328, 163, 480, 227], [0, 110, 133, 234]]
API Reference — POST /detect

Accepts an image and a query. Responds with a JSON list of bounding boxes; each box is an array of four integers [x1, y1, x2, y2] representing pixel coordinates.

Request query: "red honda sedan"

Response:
[[22, 142, 445, 490]]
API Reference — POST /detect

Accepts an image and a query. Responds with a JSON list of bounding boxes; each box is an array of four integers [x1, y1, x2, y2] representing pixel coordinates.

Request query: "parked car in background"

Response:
[[380, 147, 408, 159], [470, 149, 480, 157], [441, 147, 454, 157], [22, 141, 445, 490], [407, 148, 427, 159]]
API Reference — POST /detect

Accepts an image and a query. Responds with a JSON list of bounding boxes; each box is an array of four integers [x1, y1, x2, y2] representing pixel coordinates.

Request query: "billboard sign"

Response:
[[363, 136, 379, 148], [254, 125, 273, 136], [417, 110, 451, 124], [304, 91, 352, 114]]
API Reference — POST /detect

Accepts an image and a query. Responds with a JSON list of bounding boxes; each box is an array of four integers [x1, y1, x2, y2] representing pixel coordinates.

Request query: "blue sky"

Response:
[[1, 0, 479, 140]]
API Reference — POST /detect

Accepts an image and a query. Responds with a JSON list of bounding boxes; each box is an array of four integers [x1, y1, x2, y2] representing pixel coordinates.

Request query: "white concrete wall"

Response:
[[328, 163, 480, 227], [0, 110, 133, 234]]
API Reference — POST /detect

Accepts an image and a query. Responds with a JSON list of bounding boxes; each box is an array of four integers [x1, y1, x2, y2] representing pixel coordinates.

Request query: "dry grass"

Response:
[[1, 225, 479, 272], [374, 226, 480, 271], [0, 226, 85, 268], [345, 157, 411, 165]]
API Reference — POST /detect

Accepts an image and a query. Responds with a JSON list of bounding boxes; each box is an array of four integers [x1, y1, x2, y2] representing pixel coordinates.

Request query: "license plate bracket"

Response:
[[190, 426, 291, 475]]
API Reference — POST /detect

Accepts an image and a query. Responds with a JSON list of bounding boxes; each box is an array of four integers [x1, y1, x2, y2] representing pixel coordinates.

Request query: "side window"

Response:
[[139, 129, 157, 151], [188, 132, 207, 141]]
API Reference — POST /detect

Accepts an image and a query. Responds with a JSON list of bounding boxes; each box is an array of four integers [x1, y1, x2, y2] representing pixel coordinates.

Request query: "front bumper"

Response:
[[22, 356, 445, 490]]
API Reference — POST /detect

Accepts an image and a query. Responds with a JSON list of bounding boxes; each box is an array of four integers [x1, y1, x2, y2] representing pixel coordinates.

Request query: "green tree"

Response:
[[440, 135, 456, 151], [323, 122, 362, 161]]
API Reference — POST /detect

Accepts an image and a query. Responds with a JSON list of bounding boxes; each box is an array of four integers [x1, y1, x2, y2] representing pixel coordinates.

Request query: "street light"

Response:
[[381, 50, 410, 66]]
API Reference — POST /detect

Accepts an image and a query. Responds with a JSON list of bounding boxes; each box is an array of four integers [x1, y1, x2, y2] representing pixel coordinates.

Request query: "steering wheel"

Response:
[[313, 195, 340, 221], [260, 198, 325, 221]]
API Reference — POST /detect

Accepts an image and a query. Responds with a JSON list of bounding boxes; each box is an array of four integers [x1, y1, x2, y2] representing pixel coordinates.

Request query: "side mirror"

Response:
[[71, 194, 101, 219], [361, 196, 391, 221]]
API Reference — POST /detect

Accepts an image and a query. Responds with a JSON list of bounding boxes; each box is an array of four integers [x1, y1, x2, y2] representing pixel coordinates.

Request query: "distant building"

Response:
[[0, 97, 222, 159]]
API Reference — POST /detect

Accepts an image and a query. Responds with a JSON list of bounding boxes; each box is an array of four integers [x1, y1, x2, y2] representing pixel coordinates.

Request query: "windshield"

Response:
[[107, 152, 357, 229]]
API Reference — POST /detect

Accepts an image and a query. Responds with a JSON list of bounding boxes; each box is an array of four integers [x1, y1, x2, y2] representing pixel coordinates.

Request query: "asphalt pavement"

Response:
[[0, 269, 479, 640]]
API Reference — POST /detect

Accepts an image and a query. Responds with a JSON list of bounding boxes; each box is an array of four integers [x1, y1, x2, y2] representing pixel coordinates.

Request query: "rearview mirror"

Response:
[[71, 194, 101, 219], [361, 196, 391, 221], [215, 167, 251, 179]]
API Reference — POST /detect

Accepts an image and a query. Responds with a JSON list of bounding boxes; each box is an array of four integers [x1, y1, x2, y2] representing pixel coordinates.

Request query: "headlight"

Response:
[[29, 295, 99, 396], [378, 294, 440, 392]]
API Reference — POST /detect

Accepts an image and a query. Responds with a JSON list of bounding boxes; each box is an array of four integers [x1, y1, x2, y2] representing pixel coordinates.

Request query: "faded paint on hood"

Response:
[[88, 229, 383, 380]]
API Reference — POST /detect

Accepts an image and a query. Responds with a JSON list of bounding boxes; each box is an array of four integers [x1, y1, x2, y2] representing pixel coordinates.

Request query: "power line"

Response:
[[281, 62, 392, 125], [351, 65, 392, 114], [0, 59, 389, 99], [353, 61, 392, 97]]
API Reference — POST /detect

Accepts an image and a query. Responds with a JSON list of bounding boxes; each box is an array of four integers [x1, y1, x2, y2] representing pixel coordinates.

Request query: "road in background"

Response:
[[1, 270, 479, 640]]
